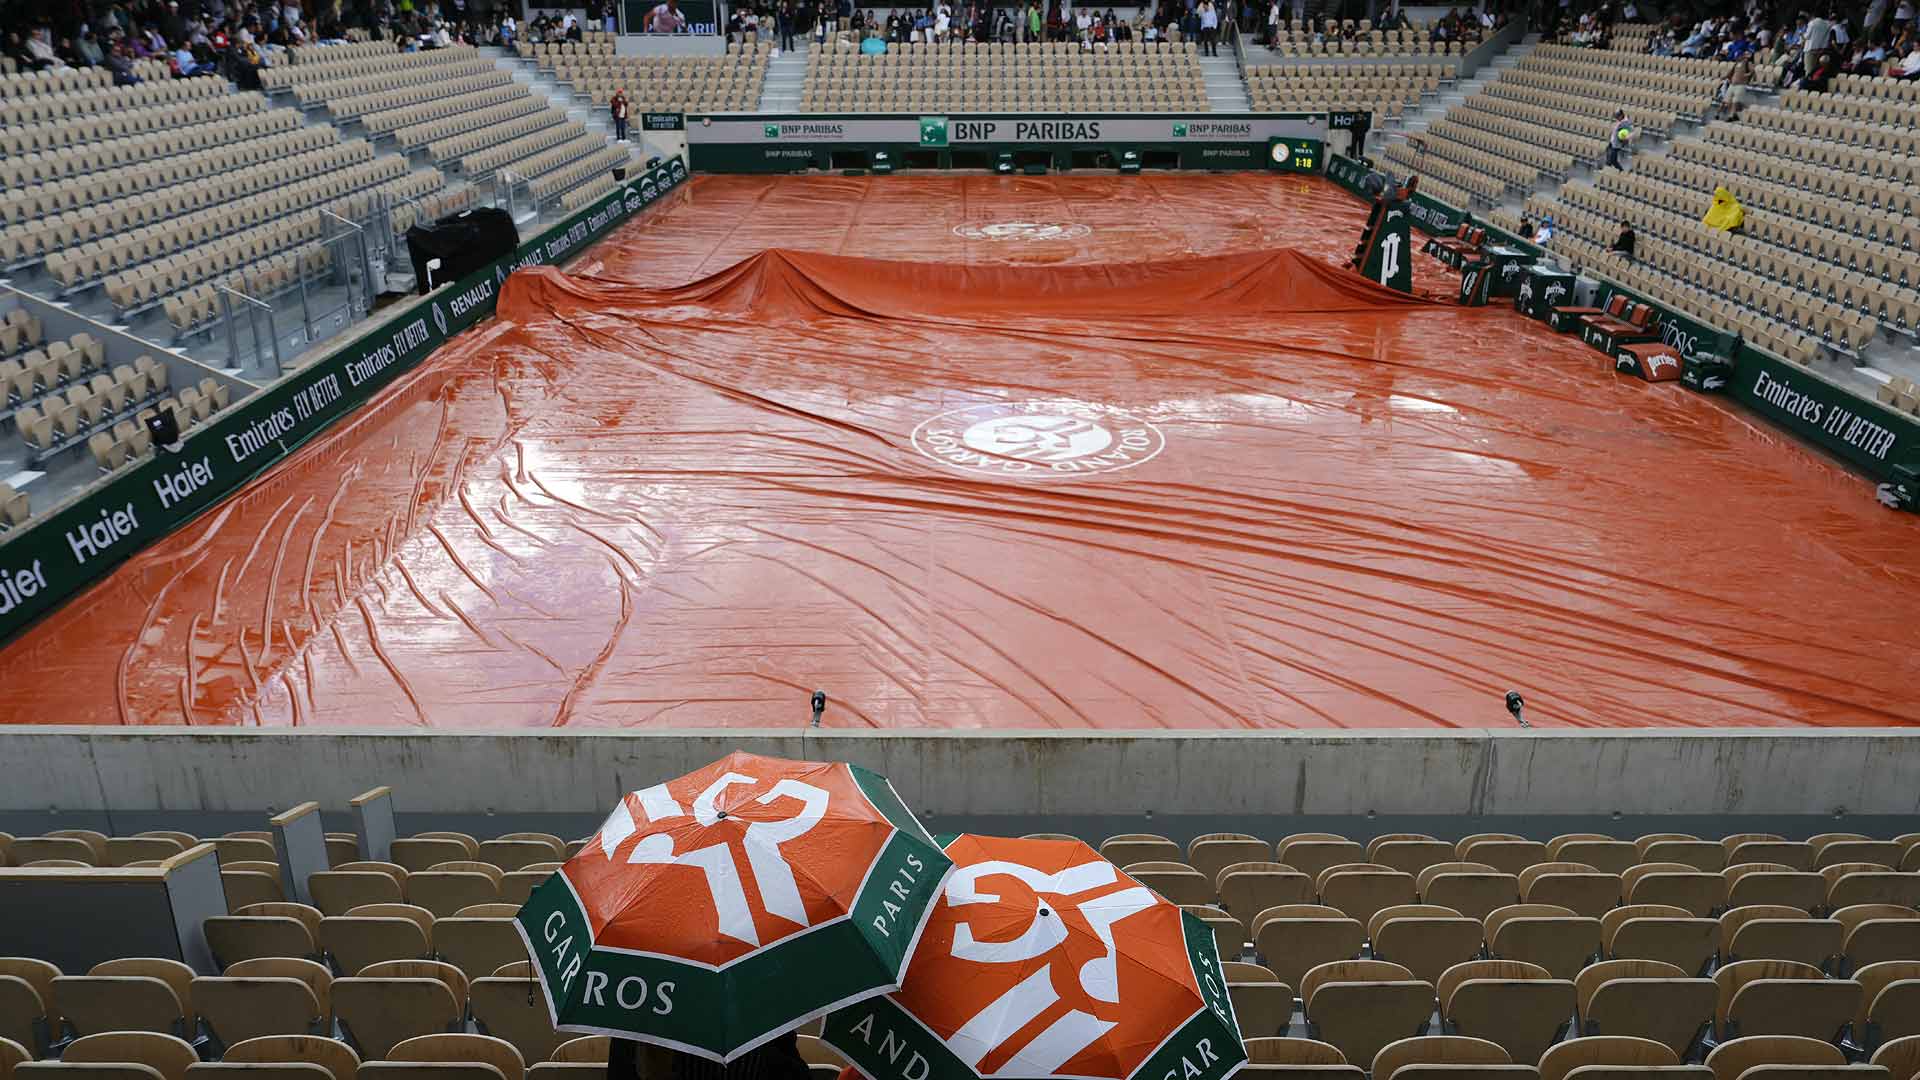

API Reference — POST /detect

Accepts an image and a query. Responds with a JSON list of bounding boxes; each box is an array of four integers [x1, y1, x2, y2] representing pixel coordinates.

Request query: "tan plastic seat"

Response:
[[309, 871, 404, 916], [1255, 905, 1366, 990], [222, 1036, 360, 1080], [1871, 1036, 1920, 1080], [1438, 959, 1574, 1064], [1855, 962, 1920, 1049], [470, 979, 561, 1066], [1280, 837, 1368, 881], [1224, 962, 1292, 1038], [474, 841, 560, 873], [1420, 865, 1520, 922], [386, 1034, 524, 1080], [54, 959, 196, 1038], [407, 871, 502, 919], [1368, 905, 1482, 984], [3, 1036, 30, 1080], [38, 1033, 198, 1080], [319, 906, 433, 972], [435, 918, 529, 983], [549, 1039, 608, 1064], [1486, 904, 1600, 980], [1623, 864, 1723, 917], [331, 963, 465, 1059], [0, 957, 59, 1056], [1221, 865, 1315, 922], [204, 914, 318, 967], [1577, 959, 1716, 1055], [1705, 1036, 1844, 1080], [1539, 1036, 1679, 1080], [1725, 866, 1826, 912], [1458, 840, 1550, 878], [1371, 1036, 1508, 1080], [1720, 906, 1842, 968], [1714, 959, 1861, 1041], [1836, 907, 1920, 974], [1301, 960, 1435, 1068], [1370, 839, 1458, 878], [1521, 862, 1622, 918], [191, 958, 329, 1045], [1127, 863, 1214, 907], [391, 839, 477, 874], [1320, 867, 1418, 926], [1244, 1038, 1345, 1065], [1193, 835, 1277, 886], [1099, 835, 1181, 867], [1604, 905, 1718, 975]]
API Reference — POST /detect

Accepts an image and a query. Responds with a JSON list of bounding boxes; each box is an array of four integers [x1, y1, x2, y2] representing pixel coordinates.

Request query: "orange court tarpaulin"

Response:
[[3, 173, 1919, 730]]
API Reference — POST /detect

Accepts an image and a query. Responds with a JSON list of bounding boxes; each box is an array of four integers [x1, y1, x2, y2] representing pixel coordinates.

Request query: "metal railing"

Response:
[[218, 284, 283, 379]]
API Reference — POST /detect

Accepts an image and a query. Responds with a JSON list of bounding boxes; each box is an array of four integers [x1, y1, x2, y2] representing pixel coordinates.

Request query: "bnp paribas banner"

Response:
[[0, 157, 688, 643], [696, 113, 1328, 146]]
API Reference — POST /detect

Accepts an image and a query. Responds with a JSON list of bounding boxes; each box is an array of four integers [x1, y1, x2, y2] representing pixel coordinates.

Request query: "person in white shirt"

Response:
[[645, 0, 687, 32], [935, 4, 950, 39]]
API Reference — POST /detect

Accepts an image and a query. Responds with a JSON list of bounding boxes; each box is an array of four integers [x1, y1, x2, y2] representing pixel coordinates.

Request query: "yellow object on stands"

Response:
[[1704, 186, 1746, 231]]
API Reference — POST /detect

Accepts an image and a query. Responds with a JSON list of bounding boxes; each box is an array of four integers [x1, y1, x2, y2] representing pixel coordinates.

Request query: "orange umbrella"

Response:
[[516, 752, 952, 1062], [822, 834, 1246, 1080]]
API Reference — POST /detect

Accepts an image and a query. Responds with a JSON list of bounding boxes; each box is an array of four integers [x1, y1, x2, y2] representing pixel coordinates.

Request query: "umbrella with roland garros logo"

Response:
[[821, 834, 1247, 1080], [515, 752, 954, 1063]]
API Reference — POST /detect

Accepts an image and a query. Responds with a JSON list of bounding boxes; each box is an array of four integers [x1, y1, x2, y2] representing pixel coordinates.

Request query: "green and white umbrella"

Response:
[[516, 752, 953, 1062]]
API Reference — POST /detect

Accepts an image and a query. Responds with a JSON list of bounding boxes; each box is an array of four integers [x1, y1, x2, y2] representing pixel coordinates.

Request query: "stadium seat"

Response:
[[53, 958, 196, 1039], [0, 958, 59, 1055], [1193, 835, 1275, 886], [1855, 962, 1920, 1050], [374, 1034, 524, 1080], [1576, 958, 1715, 1054], [1279, 837, 1367, 882], [1604, 905, 1717, 974], [1726, 867, 1827, 913], [204, 913, 318, 968], [1623, 864, 1723, 917], [471, 979, 563, 1065], [1438, 959, 1575, 1064], [407, 865, 503, 919], [192, 957, 329, 1046], [1371, 1036, 1509, 1080], [319, 904, 434, 972], [222, 1036, 359, 1080], [1720, 907, 1843, 968], [1873, 1037, 1920, 1080], [2, 1036, 27, 1080], [1705, 1037, 1845, 1080], [1220, 865, 1314, 923], [434, 918, 530, 983], [1521, 863, 1622, 918], [391, 839, 475, 874], [18, 1032, 199, 1080], [1486, 904, 1600, 980], [1714, 960, 1861, 1041], [1371, 905, 1484, 984], [1457, 841, 1550, 879], [1538, 1036, 1680, 1080], [311, 870, 406, 917], [1244, 1038, 1346, 1066], [331, 961, 466, 1059], [1419, 865, 1520, 922], [474, 841, 560, 873], [1127, 863, 1213, 907], [1254, 906, 1365, 990], [1369, 839, 1457, 878], [1301, 960, 1434, 1067], [549, 1039, 606, 1064], [1837, 908, 1920, 973]]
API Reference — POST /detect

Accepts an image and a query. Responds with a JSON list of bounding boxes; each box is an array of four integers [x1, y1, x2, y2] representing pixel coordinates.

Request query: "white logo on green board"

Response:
[[432, 302, 448, 337], [920, 117, 949, 147], [1171, 122, 1189, 137]]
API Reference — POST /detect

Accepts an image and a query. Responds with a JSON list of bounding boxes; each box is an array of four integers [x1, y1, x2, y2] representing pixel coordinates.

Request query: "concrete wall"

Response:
[[1, 727, 1915, 842]]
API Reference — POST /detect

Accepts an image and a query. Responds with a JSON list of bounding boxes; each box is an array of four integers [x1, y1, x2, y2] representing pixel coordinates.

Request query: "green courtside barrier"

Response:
[[0, 158, 688, 642], [1326, 153, 1540, 255]]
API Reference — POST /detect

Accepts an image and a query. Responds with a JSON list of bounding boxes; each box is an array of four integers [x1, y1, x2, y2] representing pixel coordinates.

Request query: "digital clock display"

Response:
[[1268, 137, 1321, 173]]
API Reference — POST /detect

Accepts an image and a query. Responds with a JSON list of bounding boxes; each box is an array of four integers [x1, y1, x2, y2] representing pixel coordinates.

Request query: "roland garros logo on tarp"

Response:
[[952, 222, 1093, 242], [912, 401, 1166, 479], [516, 758, 950, 1060]]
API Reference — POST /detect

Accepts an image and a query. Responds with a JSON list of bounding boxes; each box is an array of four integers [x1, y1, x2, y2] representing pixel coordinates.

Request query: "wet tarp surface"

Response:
[[5, 174, 1918, 728]]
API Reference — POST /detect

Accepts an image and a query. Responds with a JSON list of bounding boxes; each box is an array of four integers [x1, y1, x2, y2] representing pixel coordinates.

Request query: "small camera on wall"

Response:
[[145, 405, 183, 453]]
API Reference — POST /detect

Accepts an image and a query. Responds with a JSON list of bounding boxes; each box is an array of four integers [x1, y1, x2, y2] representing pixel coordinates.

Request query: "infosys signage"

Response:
[[0, 157, 687, 641]]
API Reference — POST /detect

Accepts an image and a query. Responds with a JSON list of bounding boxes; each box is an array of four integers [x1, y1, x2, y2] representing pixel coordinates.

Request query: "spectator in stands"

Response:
[[76, 27, 105, 64], [1896, 38, 1920, 77], [1802, 8, 1831, 68], [106, 38, 141, 82], [610, 88, 629, 142], [1197, 0, 1218, 54], [1801, 47, 1837, 88], [1605, 109, 1632, 169], [1718, 54, 1754, 116], [777, 1, 795, 49], [1532, 215, 1555, 244], [1611, 220, 1637, 260], [645, 0, 688, 31]]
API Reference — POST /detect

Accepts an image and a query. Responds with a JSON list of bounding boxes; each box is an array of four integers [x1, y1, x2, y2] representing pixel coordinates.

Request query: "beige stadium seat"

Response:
[[1126, 863, 1213, 907], [1829, 872, 1920, 912], [1279, 837, 1368, 883], [1486, 904, 1600, 980], [223, 871, 285, 913], [380, 1034, 524, 1080], [319, 905, 433, 973], [1604, 905, 1717, 974], [1720, 906, 1842, 968], [1873, 1037, 1920, 1080], [1319, 866, 1417, 926], [10, 838, 99, 866], [1221, 864, 1315, 923], [1371, 1036, 1509, 1080], [1244, 1038, 1346, 1065], [1438, 959, 1574, 1064], [1457, 840, 1550, 878], [192, 957, 328, 1045], [22, 1033, 199, 1080], [1706, 1036, 1845, 1080], [1539, 1036, 1680, 1080], [1192, 835, 1273, 886], [1727, 840, 1815, 872], [1856, 962, 1920, 1048], [1642, 841, 1728, 874], [1623, 865, 1723, 917], [474, 841, 559, 873], [1100, 835, 1181, 867], [3, 1036, 28, 1080], [408, 866, 502, 919], [311, 869, 406, 916], [187, 1063, 332, 1080], [550, 1039, 607, 1064], [54, 959, 196, 1038], [332, 962, 466, 1059], [105, 838, 186, 867], [1371, 906, 1483, 984], [435, 918, 529, 983], [1576, 959, 1716, 1055], [1301, 960, 1435, 1068], [0, 957, 59, 1055], [1521, 862, 1622, 918], [1725, 866, 1826, 912], [1224, 963, 1292, 1038], [223, 1036, 360, 1080], [204, 913, 318, 967], [391, 839, 476, 874], [525, 1067, 601, 1080], [1715, 960, 1861, 1041], [1837, 908, 1920, 973], [1255, 905, 1366, 990], [46, 832, 108, 862], [1370, 839, 1458, 878], [1420, 865, 1520, 922], [498, 872, 549, 907], [324, 835, 360, 869], [1549, 840, 1638, 877], [471, 979, 563, 1066]]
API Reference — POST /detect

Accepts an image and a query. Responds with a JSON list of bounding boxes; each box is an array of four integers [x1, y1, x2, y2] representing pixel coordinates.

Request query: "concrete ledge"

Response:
[[1, 727, 1916, 820]]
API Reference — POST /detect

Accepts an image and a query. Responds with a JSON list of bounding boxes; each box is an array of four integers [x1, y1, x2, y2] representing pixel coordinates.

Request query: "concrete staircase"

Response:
[[760, 47, 808, 111], [1381, 33, 1537, 140], [1201, 55, 1251, 112], [492, 47, 617, 141]]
